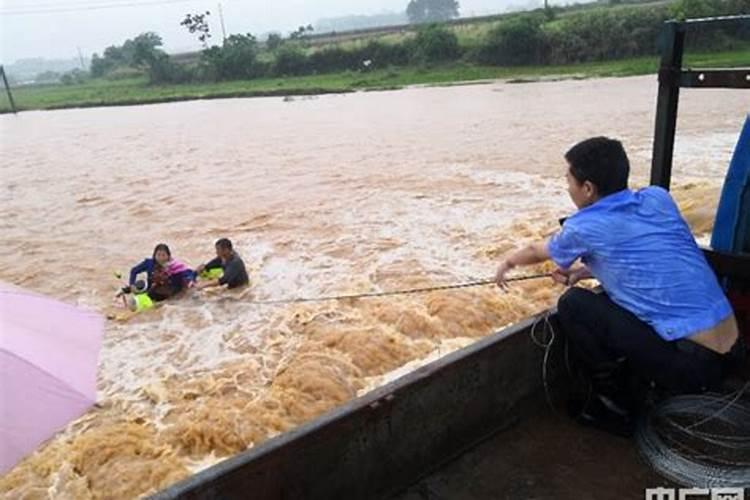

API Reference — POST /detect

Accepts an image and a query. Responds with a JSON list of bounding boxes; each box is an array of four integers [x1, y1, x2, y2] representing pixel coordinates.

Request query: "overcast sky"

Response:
[[0, 0, 545, 62]]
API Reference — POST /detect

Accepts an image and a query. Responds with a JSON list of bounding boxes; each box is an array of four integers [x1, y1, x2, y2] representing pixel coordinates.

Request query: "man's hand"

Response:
[[195, 263, 206, 274], [494, 240, 552, 290], [551, 268, 571, 285], [551, 266, 589, 286], [495, 260, 514, 289], [195, 278, 221, 290]]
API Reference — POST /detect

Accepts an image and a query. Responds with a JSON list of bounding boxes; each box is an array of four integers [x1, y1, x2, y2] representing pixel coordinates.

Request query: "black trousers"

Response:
[[557, 287, 725, 395]]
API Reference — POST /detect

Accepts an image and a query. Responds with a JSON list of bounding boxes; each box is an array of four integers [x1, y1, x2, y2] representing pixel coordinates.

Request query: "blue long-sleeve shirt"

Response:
[[129, 259, 156, 287]]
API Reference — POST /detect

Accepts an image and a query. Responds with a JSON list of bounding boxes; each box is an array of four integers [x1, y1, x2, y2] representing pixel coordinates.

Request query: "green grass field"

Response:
[[2, 48, 748, 113]]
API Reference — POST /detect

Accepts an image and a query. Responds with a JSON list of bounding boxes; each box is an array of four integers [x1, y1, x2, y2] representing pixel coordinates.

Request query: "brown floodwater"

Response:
[[0, 76, 747, 498]]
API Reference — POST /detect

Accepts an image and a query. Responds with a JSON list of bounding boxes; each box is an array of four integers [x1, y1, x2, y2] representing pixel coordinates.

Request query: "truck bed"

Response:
[[394, 394, 664, 500]]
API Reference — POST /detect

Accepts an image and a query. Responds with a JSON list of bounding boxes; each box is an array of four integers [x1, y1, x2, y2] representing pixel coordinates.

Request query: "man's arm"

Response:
[[196, 278, 222, 290], [205, 257, 222, 269], [495, 239, 551, 287], [196, 257, 222, 275]]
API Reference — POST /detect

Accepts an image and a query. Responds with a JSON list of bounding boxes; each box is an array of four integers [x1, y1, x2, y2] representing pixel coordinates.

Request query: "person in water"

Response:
[[120, 243, 196, 310], [494, 137, 741, 435], [195, 238, 249, 290]]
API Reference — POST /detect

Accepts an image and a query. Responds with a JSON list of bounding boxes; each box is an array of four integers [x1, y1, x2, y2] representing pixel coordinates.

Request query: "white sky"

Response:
[[0, 0, 540, 62]]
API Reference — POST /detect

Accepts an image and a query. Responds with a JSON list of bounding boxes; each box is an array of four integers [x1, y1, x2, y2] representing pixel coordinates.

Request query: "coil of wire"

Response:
[[636, 385, 750, 487]]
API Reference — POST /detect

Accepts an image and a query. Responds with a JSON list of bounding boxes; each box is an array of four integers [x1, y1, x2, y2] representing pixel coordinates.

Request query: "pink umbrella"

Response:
[[0, 284, 103, 474]]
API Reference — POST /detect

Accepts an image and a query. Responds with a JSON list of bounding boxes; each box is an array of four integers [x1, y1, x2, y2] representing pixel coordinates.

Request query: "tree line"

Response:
[[71, 0, 748, 85]]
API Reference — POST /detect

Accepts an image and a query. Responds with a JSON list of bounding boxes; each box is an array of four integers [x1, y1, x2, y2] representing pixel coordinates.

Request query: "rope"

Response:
[[242, 272, 553, 306], [529, 310, 558, 412]]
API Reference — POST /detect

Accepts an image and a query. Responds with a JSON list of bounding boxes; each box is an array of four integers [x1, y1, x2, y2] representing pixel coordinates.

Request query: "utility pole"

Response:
[[0, 65, 18, 114], [218, 3, 227, 43], [77, 46, 86, 70]]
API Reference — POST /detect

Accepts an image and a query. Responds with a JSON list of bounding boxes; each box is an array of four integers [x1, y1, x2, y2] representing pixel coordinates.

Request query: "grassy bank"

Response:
[[2, 47, 748, 113]]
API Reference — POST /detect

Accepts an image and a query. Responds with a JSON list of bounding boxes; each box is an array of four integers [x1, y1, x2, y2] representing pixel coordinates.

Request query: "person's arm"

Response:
[[495, 240, 551, 287], [129, 259, 151, 286], [172, 269, 196, 288], [196, 257, 222, 274], [196, 278, 222, 289]]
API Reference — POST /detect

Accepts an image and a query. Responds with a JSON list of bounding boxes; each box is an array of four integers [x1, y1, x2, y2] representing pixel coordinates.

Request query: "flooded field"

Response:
[[1, 76, 746, 498]]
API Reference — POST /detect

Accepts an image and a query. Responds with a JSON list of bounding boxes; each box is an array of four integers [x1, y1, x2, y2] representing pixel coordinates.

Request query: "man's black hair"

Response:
[[152, 243, 171, 260], [215, 238, 233, 251], [565, 137, 630, 197]]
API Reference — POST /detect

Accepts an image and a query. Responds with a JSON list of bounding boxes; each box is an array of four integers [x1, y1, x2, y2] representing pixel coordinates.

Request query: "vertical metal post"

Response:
[[0, 65, 18, 114], [77, 47, 86, 70], [218, 3, 227, 43], [650, 21, 685, 190]]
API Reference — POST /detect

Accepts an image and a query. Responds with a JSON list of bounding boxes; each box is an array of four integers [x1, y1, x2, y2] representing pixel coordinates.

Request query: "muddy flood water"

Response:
[[1, 75, 747, 498]]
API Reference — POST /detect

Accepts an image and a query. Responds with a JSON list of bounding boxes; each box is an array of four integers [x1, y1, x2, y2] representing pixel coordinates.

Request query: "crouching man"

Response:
[[495, 137, 740, 435]]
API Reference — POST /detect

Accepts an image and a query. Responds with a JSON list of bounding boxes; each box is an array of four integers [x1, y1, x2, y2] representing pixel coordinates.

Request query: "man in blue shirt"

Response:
[[495, 137, 739, 435]]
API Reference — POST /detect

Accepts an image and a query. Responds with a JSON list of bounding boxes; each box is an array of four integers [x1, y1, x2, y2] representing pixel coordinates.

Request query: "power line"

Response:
[[3, 0, 154, 8], [0, 0, 204, 16]]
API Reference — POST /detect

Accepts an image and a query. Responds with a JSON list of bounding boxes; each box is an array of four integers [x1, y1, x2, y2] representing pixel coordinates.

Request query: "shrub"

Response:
[[273, 44, 310, 76], [104, 66, 146, 80], [60, 69, 89, 85], [476, 15, 544, 66], [412, 24, 461, 63], [201, 34, 260, 80], [147, 53, 194, 84], [309, 46, 359, 72]]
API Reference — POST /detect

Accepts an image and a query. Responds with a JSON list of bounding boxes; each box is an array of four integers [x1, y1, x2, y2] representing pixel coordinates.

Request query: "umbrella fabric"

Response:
[[0, 284, 103, 474]]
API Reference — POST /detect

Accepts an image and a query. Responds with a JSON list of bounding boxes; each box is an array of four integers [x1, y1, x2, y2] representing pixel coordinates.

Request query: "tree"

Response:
[[102, 45, 126, 65], [289, 24, 314, 40], [266, 33, 283, 51], [90, 53, 113, 77], [201, 33, 260, 80], [131, 32, 164, 66], [406, 0, 460, 24], [220, 34, 259, 78], [89, 32, 163, 78], [181, 11, 212, 47]]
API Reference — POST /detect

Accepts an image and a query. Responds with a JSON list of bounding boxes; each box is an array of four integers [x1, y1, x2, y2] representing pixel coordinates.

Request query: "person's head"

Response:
[[133, 279, 148, 294], [152, 243, 172, 266], [564, 137, 630, 209], [215, 238, 233, 260]]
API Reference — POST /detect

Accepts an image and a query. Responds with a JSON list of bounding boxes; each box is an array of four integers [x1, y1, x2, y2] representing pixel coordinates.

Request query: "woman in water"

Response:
[[119, 243, 195, 311]]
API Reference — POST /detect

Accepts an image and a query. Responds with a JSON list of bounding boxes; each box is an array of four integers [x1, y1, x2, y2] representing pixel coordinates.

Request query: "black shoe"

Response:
[[568, 393, 635, 438]]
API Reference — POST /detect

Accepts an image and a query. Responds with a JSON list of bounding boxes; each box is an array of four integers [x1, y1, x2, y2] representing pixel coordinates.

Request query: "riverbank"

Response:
[[2, 47, 748, 113]]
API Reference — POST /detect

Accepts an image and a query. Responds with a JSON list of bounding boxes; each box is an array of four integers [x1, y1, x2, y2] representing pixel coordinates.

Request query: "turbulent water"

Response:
[[0, 76, 746, 498]]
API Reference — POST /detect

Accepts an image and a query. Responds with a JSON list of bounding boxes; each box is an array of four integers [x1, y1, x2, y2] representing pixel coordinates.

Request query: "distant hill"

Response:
[[4, 57, 89, 84], [314, 11, 409, 34]]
